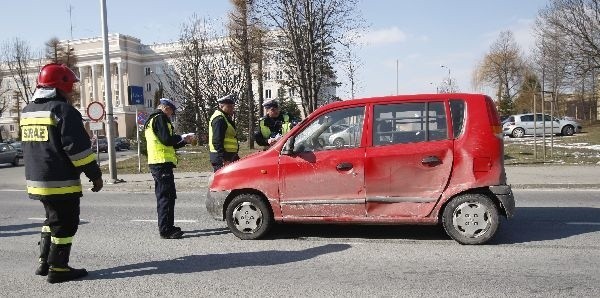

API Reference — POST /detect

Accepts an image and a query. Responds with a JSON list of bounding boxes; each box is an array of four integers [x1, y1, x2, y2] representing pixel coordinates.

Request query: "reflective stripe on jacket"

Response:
[[20, 89, 101, 199]]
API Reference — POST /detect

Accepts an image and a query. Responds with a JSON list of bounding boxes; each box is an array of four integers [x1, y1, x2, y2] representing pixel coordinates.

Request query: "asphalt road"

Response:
[[1, 188, 599, 297]]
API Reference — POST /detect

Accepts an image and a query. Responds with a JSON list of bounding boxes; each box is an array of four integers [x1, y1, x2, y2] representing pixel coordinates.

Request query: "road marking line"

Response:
[[565, 222, 600, 226], [131, 219, 197, 223], [1, 189, 25, 192]]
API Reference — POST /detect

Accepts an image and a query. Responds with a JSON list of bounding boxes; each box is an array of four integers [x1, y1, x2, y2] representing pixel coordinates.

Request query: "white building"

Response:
[[0, 33, 336, 140]]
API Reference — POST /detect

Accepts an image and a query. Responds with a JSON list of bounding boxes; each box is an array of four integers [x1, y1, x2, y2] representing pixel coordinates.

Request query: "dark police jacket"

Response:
[[20, 88, 102, 200]]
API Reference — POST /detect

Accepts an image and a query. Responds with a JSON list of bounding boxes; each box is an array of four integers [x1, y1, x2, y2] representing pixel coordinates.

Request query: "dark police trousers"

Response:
[[150, 164, 177, 235], [42, 197, 80, 239]]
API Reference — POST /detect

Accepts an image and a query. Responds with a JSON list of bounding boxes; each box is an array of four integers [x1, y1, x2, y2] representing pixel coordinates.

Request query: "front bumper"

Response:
[[489, 185, 515, 218], [205, 189, 231, 221]]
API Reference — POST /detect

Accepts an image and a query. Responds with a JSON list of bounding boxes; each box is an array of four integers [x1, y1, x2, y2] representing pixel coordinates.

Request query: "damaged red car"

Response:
[[206, 93, 515, 245]]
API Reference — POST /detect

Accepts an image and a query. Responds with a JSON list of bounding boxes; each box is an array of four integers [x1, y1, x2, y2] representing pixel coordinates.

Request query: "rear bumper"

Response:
[[489, 185, 515, 218], [206, 189, 230, 221]]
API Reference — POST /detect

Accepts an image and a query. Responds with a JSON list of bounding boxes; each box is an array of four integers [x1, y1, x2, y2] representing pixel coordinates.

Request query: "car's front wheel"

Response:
[[12, 157, 19, 167], [442, 193, 499, 245], [561, 125, 574, 136], [511, 127, 525, 138], [226, 193, 273, 240]]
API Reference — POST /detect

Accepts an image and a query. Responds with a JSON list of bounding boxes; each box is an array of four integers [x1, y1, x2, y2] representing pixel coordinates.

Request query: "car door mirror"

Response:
[[281, 136, 295, 155]]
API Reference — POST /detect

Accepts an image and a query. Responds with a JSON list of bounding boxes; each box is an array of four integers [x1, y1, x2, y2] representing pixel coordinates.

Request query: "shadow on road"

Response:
[[0, 221, 90, 238], [90, 243, 350, 280], [493, 207, 600, 244], [268, 224, 449, 241], [182, 227, 230, 238]]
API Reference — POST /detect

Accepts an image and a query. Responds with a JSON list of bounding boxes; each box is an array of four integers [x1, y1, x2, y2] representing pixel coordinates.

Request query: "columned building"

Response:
[[0, 33, 336, 140]]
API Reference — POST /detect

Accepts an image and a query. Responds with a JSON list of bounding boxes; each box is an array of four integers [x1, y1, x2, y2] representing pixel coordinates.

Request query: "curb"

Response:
[[510, 184, 600, 189]]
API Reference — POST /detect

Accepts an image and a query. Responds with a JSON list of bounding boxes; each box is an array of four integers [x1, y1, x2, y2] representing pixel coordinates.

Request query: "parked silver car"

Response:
[[0, 143, 20, 166], [502, 113, 582, 138], [328, 124, 362, 148]]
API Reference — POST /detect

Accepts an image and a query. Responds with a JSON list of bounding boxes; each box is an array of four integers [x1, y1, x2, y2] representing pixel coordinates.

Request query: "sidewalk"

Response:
[[86, 165, 600, 192]]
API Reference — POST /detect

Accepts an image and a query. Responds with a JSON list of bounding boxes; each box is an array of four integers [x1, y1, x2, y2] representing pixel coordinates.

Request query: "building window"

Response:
[[276, 70, 283, 80], [145, 67, 151, 76], [265, 89, 272, 99], [263, 71, 271, 81], [9, 125, 15, 132], [146, 83, 152, 92]]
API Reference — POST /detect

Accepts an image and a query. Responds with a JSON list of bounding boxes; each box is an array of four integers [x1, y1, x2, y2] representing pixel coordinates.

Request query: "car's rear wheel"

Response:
[[511, 128, 525, 138], [561, 125, 574, 136], [333, 138, 345, 148], [442, 193, 499, 245], [226, 193, 273, 240]]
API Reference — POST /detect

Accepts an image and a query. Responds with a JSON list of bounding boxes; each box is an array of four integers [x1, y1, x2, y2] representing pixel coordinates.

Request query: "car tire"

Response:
[[561, 125, 574, 136], [12, 157, 19, 167], [511, 128, 525, 138], [226, 193, 273, 240], [442, 193, 499, 245], [333, 138, 345, 148]]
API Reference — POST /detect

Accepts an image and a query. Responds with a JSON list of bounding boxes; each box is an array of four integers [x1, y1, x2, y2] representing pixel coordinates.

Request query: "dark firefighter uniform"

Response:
[[21, 87, 102, 283], [144, 101, 187, 239], [209, 95, 239, 172]]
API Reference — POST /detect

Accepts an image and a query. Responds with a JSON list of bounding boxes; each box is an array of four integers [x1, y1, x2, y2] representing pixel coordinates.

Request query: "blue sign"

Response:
[[128, 86, 144, 105]]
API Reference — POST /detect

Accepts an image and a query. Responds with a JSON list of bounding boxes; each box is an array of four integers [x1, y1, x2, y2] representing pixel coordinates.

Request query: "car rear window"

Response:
[[373, 101, 448, 146]]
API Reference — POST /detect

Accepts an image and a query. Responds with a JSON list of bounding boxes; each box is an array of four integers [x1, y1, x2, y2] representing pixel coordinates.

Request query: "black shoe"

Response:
[[47, 267, 88, 283], [160, 230, 184, 239], [35, 262, 49, 276]]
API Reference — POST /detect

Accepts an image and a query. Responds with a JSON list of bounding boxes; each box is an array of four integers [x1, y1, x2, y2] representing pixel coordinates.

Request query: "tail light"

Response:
[[484, 97, 503, 137]]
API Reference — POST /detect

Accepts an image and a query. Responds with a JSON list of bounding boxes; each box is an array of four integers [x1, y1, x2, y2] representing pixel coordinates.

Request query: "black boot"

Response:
[[47, 243, 88, 284], [35, 232, 51, 276]]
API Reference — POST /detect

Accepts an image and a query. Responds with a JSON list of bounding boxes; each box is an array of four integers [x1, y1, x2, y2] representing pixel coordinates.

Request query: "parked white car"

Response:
[[502, 113, 582, 138]]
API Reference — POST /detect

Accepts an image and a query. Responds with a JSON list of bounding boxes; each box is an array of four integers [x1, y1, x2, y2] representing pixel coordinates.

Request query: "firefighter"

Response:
[[254, 99, 296, 147], [209, 94, 239, 172], [144, 98, 195, 239], [20, 63, 104, 283]]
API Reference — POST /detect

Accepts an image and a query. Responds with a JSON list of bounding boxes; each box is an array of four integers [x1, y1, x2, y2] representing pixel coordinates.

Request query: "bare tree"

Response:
[[164, 16, 247, 141], [257, 0, 363, 115], [2, 38, 41, 106], [44, 37, 78, 69], [473, 31, 527, 115], [228, 0, 258, 148], [340, 42, 362, 99]]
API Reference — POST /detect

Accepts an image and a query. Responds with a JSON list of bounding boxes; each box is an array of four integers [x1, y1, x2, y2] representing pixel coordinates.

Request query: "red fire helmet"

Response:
[[37, 63, 80, 93]]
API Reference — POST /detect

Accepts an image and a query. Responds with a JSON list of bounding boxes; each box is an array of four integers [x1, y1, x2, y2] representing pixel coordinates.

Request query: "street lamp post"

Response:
[[441, 65, 451, 92]]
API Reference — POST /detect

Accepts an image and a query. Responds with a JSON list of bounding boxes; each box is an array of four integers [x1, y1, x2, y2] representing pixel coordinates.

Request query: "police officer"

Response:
[[209, 94, 239, 172], [254, 99, 295, 147], [20, 63, 103, 283], [144, 98, 194, 239]]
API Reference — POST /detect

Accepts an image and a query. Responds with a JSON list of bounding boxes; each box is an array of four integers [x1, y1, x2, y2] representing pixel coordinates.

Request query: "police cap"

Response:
[[262, 99, 279, 109], [217, 94, 236, 105], [159, 98, 178, 112]]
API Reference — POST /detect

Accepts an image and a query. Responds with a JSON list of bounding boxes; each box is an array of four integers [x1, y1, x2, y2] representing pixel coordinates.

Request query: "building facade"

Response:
[[0, 33, 336, 140]]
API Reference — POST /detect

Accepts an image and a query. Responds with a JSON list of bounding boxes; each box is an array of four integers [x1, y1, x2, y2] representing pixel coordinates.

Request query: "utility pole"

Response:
[[100, 0, 119, 183]]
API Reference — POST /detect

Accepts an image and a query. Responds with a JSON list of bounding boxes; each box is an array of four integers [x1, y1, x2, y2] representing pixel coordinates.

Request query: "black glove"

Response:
[[91, 178, 103, 192]]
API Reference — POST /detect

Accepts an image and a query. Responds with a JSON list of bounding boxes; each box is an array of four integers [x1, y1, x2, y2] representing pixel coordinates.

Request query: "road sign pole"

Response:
[[136, 105, 141, 173]]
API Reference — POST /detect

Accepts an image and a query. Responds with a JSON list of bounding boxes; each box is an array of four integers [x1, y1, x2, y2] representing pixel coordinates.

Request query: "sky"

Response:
[[0, 0, 550, 100]]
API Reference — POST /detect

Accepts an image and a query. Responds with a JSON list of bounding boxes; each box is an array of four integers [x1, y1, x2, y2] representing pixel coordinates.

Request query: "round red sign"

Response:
[[87, 101, 105, 121]]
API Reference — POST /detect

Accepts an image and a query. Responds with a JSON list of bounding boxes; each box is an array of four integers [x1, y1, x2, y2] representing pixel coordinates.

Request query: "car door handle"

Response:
[[421, 156, 441, 166], [336, 162, 353, 171]]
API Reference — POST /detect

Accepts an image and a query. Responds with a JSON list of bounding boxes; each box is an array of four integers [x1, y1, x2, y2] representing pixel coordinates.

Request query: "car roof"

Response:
[[312, 93, 488, 115]]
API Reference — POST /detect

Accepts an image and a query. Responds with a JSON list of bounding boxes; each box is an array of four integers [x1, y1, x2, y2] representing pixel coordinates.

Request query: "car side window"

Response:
[[290, 106, 365, 152], [521, 115, 534, 122], [373, 101, 448, 146], [0, 144, 7, 152]]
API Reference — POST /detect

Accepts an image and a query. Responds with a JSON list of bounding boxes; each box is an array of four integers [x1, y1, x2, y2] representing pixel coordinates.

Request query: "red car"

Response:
[[206, 93, 515, 245]]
